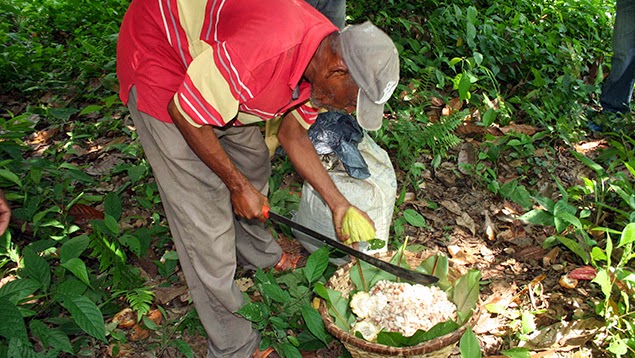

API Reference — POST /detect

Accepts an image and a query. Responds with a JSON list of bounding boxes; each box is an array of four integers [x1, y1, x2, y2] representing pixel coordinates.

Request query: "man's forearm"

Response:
[[277, 113, 348, 212], [168, 99, 249, 192]]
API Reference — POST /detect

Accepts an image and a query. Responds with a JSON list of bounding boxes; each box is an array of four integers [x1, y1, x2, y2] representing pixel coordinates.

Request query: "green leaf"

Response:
[[301, 304, 329, 345], [60, 235, 90, 263], [48, 107, 78, 121], [142, 316, 159, 331], [269, 316, 289, 330], [556, 236, 589, 264], [571, 151, 604, 174], [458, 73, 471, 101], [590, 246, 607, 262], [279, 343, 302, 358], [518, 209, 553, 227], [0, 169, 22, 187], [592, 268, 612, 298], [79, 105, 104, 115], [377, 320, 459, 347], [61, 258, 91, 287], [403, 209, 427, 228], [172, 339, 194, 358], [0, 298, 28, 341], [466, 6, 477, 23], [502, 347, 531, 358], [261, 283, 291, 303], [104, 192, 122, 221], [417, 254, 449, 289], [618, 223, 635, 247], [473, 52, 483, 67], [532, 196, 556, 213], [460, 327, 481, 358], [118, 234, 141, 258], [324, 288, 354, 331], [557, 212, 582, 230], [61, 295, 106, 341], [7, 337, 37, 358], [520, 311, 536, 334], [104, 214, 120, 235], [304, 246, 329, 284], [451, 269, 481, 324], [30, 320, 73, 354], [56, 277, 88, 297], [22, 248, 51, 291], [350, 259, 395, 291], [127, 165, 146, 183], [482, 108, 497, 127], [0, 278, 40, 304], [236, 302, 269, 322]]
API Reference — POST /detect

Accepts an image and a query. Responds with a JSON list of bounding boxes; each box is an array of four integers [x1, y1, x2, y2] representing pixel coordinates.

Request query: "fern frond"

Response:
[[114, 287, 155, 321]]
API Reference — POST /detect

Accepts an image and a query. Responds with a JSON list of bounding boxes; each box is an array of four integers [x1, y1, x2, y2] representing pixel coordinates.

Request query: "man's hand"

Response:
[[168, 99, 268, 222], [341, 206, 376, 245], [277, 113, 376, 240], [230, 185, 270, 222], [0, 190, 11, 235]]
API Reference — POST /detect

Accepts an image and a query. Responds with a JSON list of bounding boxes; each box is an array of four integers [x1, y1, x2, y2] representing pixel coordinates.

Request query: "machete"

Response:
[[263, 207, 438, 285]]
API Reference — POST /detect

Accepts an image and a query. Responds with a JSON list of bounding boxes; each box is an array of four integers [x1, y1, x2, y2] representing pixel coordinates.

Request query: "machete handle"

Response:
[[262, 205, 270, 219]]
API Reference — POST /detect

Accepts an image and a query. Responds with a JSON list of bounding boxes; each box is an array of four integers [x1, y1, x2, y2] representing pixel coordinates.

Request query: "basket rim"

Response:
[[318, 250, 477, 355]]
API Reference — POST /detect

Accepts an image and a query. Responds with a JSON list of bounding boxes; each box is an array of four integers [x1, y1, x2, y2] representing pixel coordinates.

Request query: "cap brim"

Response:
[[356, 89, 384, 131]]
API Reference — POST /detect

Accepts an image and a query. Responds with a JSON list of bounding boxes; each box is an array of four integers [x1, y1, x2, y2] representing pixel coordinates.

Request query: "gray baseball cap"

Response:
[[340, 21, 400, 131]]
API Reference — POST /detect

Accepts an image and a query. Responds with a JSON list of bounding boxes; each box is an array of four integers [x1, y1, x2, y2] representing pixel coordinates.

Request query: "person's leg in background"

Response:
[[600, 0, 635, 114], [304, 0, 346, 29]]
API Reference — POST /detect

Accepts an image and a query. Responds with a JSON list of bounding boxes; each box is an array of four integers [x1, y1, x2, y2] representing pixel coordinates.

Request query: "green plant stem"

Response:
[[356, 260, 368, 292]]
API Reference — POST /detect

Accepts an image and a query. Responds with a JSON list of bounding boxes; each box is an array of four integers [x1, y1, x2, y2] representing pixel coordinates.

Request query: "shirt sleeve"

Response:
[[288, 102, 320, 129], [173, 45, 239, 127]]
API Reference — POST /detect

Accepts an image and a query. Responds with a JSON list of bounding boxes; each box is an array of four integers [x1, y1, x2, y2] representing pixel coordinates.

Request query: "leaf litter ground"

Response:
[[13, 108, 612, 357]]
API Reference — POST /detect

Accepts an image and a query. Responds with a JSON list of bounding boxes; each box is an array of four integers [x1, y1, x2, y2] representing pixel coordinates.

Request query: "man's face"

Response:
[[310, 73, 359, 114]]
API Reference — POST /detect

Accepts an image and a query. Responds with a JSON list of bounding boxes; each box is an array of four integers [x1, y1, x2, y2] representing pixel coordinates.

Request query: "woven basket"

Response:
[[318, 250, 474, 358]]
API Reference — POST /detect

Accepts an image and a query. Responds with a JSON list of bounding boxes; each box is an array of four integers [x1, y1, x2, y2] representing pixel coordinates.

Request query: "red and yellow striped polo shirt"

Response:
[[116, 0, 337, 127]]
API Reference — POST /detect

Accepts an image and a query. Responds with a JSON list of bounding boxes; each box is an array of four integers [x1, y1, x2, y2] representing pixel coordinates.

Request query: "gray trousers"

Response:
[[305, 0, 346, 29], [127, 88, 282, 357]]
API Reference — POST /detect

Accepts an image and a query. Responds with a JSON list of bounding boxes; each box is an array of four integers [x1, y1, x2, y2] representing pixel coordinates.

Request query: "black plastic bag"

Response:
[[307, 112, 370, 179]]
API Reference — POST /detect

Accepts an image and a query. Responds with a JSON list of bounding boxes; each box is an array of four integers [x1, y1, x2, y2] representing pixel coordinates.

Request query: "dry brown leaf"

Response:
[[515, 246, 547, 262], [447, 245, 461, 257], [456, 212, 476, 236], [29, 126, 60, 145], [107, 343, 134, 357], [573, 140, 607, 155], [484, 211, 496, 241], [502, 200, 525, 215], [154, 285, 188, 305], [456, 123, 486, 136], [430, 96, 444, 107], [68, 203, 105, 223], [448, 97, 463, 111], [486, 126, 505, 136], [499, 124, 538, 136], [542, 247, 560, 267], [440, 200, 462, 216], [518, 318, 603, 351], [426, 110, 440, 122], [235, 277, 255, 292], [85, 154, 122, 176], [457, 142, 476, 175], [403, 192, 416, 203]]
